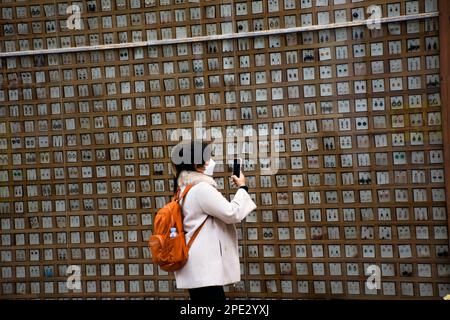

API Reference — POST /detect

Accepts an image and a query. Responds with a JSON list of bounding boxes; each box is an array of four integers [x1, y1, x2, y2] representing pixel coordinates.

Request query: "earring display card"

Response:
[[0, 0, 448, 301]]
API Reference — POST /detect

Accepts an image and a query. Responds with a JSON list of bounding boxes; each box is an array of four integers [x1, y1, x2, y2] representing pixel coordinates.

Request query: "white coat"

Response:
[[174, 171, 257, 289]]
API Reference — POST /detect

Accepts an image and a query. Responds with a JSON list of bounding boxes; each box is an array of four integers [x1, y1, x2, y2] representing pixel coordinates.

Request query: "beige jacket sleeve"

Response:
[[193, 182, 257, 224]]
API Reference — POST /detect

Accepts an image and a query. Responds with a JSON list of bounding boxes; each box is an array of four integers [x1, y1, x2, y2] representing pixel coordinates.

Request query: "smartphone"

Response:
[[233, 158, 241, 177]]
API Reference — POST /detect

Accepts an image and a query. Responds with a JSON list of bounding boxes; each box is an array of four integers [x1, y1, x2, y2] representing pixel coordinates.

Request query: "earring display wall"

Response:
[[0, 0, 437, 52], [1, 0, 450, 299]]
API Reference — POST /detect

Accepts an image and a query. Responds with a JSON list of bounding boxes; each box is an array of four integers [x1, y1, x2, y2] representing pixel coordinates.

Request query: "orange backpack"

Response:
[[148, 184, 208, 272]]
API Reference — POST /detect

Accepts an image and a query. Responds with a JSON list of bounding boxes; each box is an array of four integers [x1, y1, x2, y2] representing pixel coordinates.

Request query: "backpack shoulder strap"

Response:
[[177, 183, 194, 202], [177, 183, 208, 248], [187, 216, 209, 249]]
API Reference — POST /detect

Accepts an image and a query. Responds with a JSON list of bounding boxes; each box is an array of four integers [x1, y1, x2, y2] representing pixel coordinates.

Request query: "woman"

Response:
[[170, 140, 257, 302]]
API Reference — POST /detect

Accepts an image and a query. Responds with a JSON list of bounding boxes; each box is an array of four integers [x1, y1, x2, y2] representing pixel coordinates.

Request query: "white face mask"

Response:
[[203, 158, 216, 176]]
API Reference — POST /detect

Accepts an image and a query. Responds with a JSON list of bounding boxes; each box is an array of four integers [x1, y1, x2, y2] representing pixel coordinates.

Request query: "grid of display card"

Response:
[[0, 0, 449, 299]]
